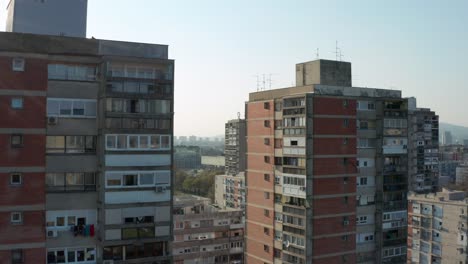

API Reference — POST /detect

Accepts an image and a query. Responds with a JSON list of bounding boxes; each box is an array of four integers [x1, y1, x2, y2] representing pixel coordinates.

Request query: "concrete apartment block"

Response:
[[245, 59, 416, 264], [0, 32, 174, 264]]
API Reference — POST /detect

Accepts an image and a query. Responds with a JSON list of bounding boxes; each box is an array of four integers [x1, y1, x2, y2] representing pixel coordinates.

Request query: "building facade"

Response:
[[215, 173, 246, 210], [408, 107, 439, 193], [0, 32, 173, 263], [245, 59, 412, 264], [6, 0, 88, 37], [456, 164, 468, 185], [225, 119, 246, 176], [173, 195, 244, 264], [407, 189, 468, 263]]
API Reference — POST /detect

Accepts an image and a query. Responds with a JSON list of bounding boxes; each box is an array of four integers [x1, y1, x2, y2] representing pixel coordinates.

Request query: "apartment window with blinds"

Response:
[[46, 136, 96, 153], [48, 64, 96, 81], [47, 99, 97, 117], [106, 134, 171, 151]]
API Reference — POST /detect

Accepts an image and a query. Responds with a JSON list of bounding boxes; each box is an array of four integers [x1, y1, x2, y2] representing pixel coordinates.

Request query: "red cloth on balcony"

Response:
[[90, 224, 95, 237]]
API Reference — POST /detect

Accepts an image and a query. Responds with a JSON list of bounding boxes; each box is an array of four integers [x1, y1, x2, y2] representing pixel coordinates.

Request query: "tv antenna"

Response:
[[333, 41, 344, 61], [316, 48, 319, 59]]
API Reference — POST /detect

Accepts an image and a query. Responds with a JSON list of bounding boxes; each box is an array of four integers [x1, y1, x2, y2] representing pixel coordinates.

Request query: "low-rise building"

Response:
[[408, 189, 468, 263], [173, 195, 244, 264]]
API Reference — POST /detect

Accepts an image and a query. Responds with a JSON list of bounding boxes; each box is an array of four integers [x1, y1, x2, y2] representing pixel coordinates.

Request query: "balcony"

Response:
[[384, 165, 407, 174], [383, 201, 407, 211]]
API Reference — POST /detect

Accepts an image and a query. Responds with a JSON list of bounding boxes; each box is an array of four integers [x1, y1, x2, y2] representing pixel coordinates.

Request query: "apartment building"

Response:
[[6, 0, 88, 37], [225, 119, 246, 176], [409, 107, 439, 193], [0, 32, 173, 263], [215, 172, 246, 210], [407, 189, 468, 263], [173, 195, 244, 264], [245, 59, 412, 264]]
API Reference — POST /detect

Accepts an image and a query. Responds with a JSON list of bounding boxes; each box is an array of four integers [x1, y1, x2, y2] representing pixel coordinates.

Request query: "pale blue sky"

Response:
[[1, 0, 467, 136]]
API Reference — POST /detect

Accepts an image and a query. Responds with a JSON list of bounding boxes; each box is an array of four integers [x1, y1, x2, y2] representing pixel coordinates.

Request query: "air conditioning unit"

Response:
[[47, 116, 58, 125], [47, 230, 58, 238]]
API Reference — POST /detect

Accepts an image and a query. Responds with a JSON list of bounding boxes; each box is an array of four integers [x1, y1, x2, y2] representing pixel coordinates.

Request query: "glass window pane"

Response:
[[67, 251, 75, 262], [86, 248, 95, 261], [117, 135, 127, 149], [66, 173, 84, 185], [123, 174, 138, 186], [125, 82, 139, 93], [106, 173, 121, 187], [68, 216, 76, 226], [140, 173, 154, 185], [139, 227, 154, 238], [46, 174, 55, 186], [46, 136, 65, 153], [106, 135, 116, 149], [123, 228, 138, 239], [47, 100, 60, 115], [66, 136, 85, 153], [161, 135, 170, 149], [150, 136, 160, 149], [76, 250, 85, 261], [56, 217, 65, 226], [72, 101, 85, 115], [55, 174, 65, 186], [110, 82, 123, 92], [129, 135, 138, 149], [140, 136, 149, 149], [85, 136, 95, 151], [59, 101, 72, 115]]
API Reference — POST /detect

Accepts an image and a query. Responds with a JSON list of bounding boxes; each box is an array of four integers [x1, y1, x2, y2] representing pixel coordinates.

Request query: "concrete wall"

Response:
[[8, 0, 87, 37]]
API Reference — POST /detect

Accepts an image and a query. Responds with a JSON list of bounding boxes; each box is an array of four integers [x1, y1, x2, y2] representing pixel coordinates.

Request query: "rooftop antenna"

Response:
[[316, 48, 320, 59], [237, 112, 241, 120], [267, 73, 277, 90], [254, 75, 260, 91], [338, 48, 344, 61], [262, 74, 266, 91], [335, 41, 339, 61]]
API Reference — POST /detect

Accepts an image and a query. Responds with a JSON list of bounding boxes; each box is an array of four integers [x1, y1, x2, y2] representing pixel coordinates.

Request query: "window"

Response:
[[263, 245, 269, 252], [48, 64, 96, 81], [11, 98, 23, 109], [47, 99, 97, 117], [105, 171, 169, 188], [342, 235, 349, 241], [290, 140, 298, 146], [359, 177, 368, 186], [123, 174, 138, 186], [264, 102, 270, 109], [264, 120, 270, 127], [343, 196, 348, 204], [12, 58, 25, 71], [46, 136, 96, 153], [11, 212, 23, 224], [11, 134, 23, 147], [264, 174, 270, 181], [264, 227, 270, 235], [11, 249, 23, 263], [343, 118, 349, 127], [343, 99, 349, 108], [46, 172, 96, 192], [10, 173, 22, 185], [275, 176, 280, 185], [264, 192, 270, 199], [106, 134, 171, 151], [264, 209, 270, 217], [343, 138, 348, 145], [264, 156, 270, 163], [343, 177, 348, 184], [264, 138, 270, 145]]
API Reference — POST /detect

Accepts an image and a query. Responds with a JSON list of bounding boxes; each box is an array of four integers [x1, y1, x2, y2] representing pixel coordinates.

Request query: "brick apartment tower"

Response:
[[0, 32, 174, 263], [245, 60, 411, 264]]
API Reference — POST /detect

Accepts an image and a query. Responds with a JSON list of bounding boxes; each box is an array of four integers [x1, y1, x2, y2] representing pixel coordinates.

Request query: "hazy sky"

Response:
[[1, 0, 467, 136]]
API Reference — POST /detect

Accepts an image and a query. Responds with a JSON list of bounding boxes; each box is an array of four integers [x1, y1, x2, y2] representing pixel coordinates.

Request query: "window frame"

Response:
[[12, 58, 25, 72], [47, 98, 97, 118], [10, 173, 22, 186], [11, 249, 23, 264], [10, 134, 23, 148], [11, 212, 23, 224], [11, 97, 24, 109]]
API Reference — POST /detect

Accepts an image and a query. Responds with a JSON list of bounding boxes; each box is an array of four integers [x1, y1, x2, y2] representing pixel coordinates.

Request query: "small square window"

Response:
[[343, 177, 348, 184], [263, 245, 269, 252], [11, 212, 23, 224], [11, 135, 23, 147], [12, 58, 25, 72], [10, 173, 22, 185], [343, 196, 349, 204], [264, 227, 269, 235], [264, 209, 270, 217], [264, 192, 270, 199], [343, 119, 349, 127], [343, 138, 348, 145], [264, 156, 270, 163], [264, 174, 270, 181], [343, 99, 349, 108], [264, 102, 270, 109], [264, 138, 270, 145], [264, 120, 270, 127], [11, 98, 23, 109], [342, 235, 348, 241], [11, 249, 23, 263]]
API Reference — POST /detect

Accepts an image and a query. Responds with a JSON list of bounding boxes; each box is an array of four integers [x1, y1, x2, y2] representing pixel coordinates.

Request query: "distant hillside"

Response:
[[440, 122, 468, 143]]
